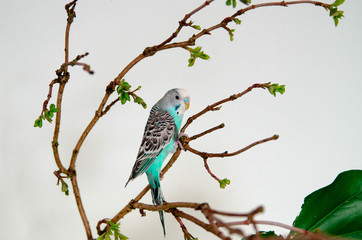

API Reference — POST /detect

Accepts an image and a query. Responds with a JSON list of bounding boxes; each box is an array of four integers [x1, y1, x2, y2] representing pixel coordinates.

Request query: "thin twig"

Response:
[[181, 83, 271, 132], [171, 210, 195, 240], [156, 1, 332, 54], [151, 0, 214, 50], [199, 203, 231, 240], [71, 172, 93, 240], [211, 206, 263, 217], [101, 97, 120, 116], [203, 158, 221, 182], [62, 52, 94, 74], [42, 79, 59, 112], [185, 134, 279, 158], [55, 1, 93, 239], [189, 123, 225, 141], [226, 220, 327, 240], [51, 0, 79, 175]]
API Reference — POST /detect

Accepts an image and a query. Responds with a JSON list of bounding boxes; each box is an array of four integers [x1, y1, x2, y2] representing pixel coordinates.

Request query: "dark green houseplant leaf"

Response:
[[292, 170, 362, 239]]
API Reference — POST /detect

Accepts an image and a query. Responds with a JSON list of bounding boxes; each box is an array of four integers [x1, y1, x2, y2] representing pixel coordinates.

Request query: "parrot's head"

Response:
[[162, 88, 190, 116]]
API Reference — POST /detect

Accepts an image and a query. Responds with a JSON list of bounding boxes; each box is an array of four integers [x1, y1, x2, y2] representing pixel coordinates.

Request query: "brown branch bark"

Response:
[[171, 210, 195, 240], [55, 1, 94, 239], [188, 123, 225, 141], [71, 172, 93, 240], [181, 83, 271, 132], [152, 1, 332, 55], [203, 158, 221, 182], [50, 0, 79, 175], [226, 220, 327, 240], [151, 0, 214, 50], [185, 134, 279, 159]]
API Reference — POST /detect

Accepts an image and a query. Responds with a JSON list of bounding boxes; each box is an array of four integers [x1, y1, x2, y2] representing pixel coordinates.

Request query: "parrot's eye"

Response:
[[175, 95, 179, 100]]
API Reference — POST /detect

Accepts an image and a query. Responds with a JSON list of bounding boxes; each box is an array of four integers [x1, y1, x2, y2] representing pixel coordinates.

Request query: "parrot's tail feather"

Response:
[[124, 177, 132, 188], [159, 210, 166, 236], [150, 183, 166, 236]]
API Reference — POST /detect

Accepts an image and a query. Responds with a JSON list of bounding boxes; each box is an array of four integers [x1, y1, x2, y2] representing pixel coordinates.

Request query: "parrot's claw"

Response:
[[177, 132, 189, 151]]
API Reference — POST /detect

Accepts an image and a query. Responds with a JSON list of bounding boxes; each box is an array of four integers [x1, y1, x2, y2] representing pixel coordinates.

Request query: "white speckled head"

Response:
[[158, 88, 190, 116]]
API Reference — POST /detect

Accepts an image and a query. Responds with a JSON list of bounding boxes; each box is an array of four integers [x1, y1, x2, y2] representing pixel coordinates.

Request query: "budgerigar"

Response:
[[125, 88, 190, 236]]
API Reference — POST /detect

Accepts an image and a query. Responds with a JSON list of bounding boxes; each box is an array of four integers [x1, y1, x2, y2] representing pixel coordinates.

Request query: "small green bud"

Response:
[[219, 178, 231, 189]]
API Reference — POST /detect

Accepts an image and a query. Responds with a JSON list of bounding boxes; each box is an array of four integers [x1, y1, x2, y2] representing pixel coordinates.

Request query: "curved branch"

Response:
[[71, 172, 93, 240], [185, 134, 279, 159], [156, 1, 331, 54], [181, 83, 271, 132]]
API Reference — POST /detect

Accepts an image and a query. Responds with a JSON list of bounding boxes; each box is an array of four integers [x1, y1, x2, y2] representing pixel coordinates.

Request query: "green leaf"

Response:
[[329, 7, 344, 27], [228, 29, 235, 41], [124, 92, 130, 102], [242, 231, 283, 240], [199, 53, 210, 60], [34, 117, 43, 128], [122, 82, 131, 91], [259, 231, 279, 237], [117, 79, 131, 93], [226, 0, 250, 7], [191, 24, 201, 30], [219, 178, 231, 189], [103, 221, 129, 240], [293, 170, 362, 238], [61, 181, 69, 196], [115, 232, 128, 240], [187, 46, 210, 67], [141, 101, 147, 109], [188, 56, 196, 67], [47, 111, 54, 118], [97, 233, 106, 240], [233, 18, 242, 25], [190, 46, 201, 55], [50, 104, 60, 113], [267, 83, 285, 97], [116, 85, 122, 94], [120, 96, 127, 105], [240, 0, 251, 5], [331, 0, 345, 7], [44, 112, 52, 123]]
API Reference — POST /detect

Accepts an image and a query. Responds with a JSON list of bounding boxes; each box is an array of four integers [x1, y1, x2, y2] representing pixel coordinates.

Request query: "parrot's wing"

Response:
[[126, 110, 177, 185]]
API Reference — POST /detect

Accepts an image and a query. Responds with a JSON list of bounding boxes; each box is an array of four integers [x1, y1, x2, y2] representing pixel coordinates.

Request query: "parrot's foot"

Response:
[[177, 132, 189, 151]]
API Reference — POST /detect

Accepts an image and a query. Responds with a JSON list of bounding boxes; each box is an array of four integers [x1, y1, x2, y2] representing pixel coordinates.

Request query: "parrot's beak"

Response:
[[185, 101, 190, 110]]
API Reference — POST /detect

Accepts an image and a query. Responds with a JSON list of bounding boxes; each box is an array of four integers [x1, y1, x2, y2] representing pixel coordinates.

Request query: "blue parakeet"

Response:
[[125, 88, 190, 236]]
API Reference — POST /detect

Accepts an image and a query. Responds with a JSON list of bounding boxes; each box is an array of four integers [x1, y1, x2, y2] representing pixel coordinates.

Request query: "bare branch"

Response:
[[71, 172, 93, 240], [171, 210, 195, 240], [62, 52, 94, 74], [181, 83, 271, 132], [185, 134, 279, 159], [147, 0, 215, 52], [189, 123, 225, 141], [203, 158, 221, 182]]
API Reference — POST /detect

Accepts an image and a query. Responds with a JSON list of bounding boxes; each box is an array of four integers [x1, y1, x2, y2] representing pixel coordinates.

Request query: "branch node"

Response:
[[142, 46, 158, 57]]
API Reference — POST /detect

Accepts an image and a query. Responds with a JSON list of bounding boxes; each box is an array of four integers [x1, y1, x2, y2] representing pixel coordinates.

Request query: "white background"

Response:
[[1, 0, 361, 239]]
